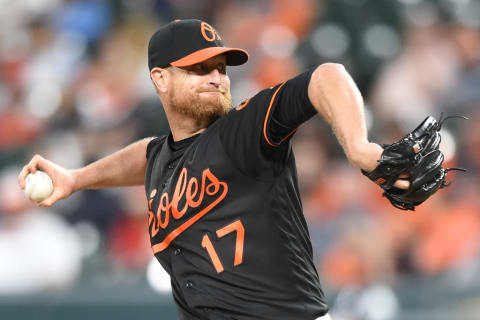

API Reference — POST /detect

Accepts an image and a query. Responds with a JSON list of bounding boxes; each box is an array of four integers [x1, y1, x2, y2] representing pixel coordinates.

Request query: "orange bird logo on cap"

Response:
[[201, 22, 222, 42]]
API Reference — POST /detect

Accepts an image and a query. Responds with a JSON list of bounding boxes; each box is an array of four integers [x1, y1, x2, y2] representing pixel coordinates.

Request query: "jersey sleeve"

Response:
[[146, 135, 167, 160], [219, 68, 317, 178], [264, 68, 317, 147]]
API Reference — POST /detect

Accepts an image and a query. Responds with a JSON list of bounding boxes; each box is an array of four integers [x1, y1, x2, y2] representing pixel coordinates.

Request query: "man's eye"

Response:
[[186, 64, 204, 74], [187, 63, 226, 75], [194, 64, 203, 71]]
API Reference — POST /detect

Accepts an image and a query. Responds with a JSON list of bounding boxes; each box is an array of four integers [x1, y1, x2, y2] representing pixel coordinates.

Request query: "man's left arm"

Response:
[[308, 63, 410, 189], [308, 63, 381, 172]]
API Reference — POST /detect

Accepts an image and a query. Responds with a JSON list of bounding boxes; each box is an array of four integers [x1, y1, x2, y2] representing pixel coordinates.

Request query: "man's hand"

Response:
[[18, 138, 153, 207], [350, 141, 410, 190], [361, 115, 465, 211], [18, 155, 77, 207]]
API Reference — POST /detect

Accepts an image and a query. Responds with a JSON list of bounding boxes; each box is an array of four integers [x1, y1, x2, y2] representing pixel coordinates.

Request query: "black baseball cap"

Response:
[[148, 19, 249, 70]]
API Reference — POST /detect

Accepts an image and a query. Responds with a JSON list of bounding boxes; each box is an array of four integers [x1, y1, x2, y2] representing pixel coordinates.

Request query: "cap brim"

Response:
[[170, 47, 249, 67]]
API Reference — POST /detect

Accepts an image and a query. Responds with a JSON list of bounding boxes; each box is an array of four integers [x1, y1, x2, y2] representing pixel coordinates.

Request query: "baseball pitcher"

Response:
[[19, 19, 459, 319]]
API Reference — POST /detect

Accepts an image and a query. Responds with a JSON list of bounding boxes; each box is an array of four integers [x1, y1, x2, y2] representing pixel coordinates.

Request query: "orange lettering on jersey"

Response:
[[201, 22, 221, 42], [148, 168, 228, 253], [171, 168, 188, 219], [186, 176, 202, 206], [148, 210, 160, 237], [147, 190, 159, 237], [150, 189, 157, 198], [158, 193, 170, 229], [216, 220, 244, 266]]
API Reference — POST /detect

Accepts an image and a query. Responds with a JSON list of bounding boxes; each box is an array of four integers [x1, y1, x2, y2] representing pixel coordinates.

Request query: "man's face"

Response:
[[166, 54, 232, 123]]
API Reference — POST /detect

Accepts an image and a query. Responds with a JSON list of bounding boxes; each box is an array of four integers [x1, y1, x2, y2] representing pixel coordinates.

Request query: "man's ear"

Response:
[[150, 67, 169, 93]]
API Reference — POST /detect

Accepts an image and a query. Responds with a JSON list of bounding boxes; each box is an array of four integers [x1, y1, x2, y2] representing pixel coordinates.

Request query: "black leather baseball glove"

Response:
[[363, 115, 466, 211]]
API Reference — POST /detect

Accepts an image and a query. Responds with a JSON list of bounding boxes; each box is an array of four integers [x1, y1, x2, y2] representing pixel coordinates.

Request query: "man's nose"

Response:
[[208, 69, 221, 87]]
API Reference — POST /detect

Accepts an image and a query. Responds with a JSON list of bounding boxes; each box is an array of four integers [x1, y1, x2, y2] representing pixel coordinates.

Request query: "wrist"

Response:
[[70, 168, 83, 192], [348, 141, 383, 172]]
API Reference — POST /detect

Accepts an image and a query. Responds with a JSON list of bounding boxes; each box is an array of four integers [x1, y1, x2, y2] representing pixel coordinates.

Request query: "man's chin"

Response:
[[199, 94, 226, 104], [185, 104, 229, 122], [198, 99, 231, 114], [173, 94, 231, 121]]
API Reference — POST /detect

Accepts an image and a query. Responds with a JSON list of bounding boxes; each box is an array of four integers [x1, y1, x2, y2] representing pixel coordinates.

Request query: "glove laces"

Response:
[[436, 112, 469, 131]]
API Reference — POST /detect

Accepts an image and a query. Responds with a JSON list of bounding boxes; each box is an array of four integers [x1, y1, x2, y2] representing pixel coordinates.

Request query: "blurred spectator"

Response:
[[439, 20, 480, 125], [107, 186, 151, 273], [370, 4, 459, 132], [52, 0, 113, 48]]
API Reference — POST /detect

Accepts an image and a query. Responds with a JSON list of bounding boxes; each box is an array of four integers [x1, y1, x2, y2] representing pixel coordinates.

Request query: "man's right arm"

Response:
[[18, 137, 154, 207]]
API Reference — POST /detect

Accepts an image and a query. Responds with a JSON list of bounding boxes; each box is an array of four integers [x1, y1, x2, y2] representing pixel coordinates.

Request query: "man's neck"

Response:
[[168, 113, 210, 142], [171, 126, 207, 142]]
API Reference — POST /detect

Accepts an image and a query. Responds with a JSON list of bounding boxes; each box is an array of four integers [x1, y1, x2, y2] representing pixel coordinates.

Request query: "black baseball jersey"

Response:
[[144, 69, 329, 320]]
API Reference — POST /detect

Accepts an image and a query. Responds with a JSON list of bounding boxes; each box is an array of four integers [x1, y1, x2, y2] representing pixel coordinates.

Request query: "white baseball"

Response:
[[24, 170, 54, 202]]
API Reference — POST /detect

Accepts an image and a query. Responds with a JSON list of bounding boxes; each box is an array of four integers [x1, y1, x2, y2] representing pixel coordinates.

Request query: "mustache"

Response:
[[197, 88, 227, 94]]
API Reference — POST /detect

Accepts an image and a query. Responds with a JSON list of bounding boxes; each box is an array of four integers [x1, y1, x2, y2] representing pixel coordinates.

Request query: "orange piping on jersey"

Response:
[[263, 83, 285, 147], [281, 128, 298, 142], [150, 168, 228, 254], [235, 98, 251, 111], [263, 83, 298, 147]]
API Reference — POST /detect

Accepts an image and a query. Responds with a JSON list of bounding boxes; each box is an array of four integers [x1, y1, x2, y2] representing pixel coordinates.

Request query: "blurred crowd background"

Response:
[[1, 0, 479, 319]]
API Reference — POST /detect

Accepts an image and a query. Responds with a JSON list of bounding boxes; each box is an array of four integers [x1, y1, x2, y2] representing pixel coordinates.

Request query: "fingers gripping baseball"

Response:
[[18, 154, 76, 207], [18, 154, 47, 187]]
